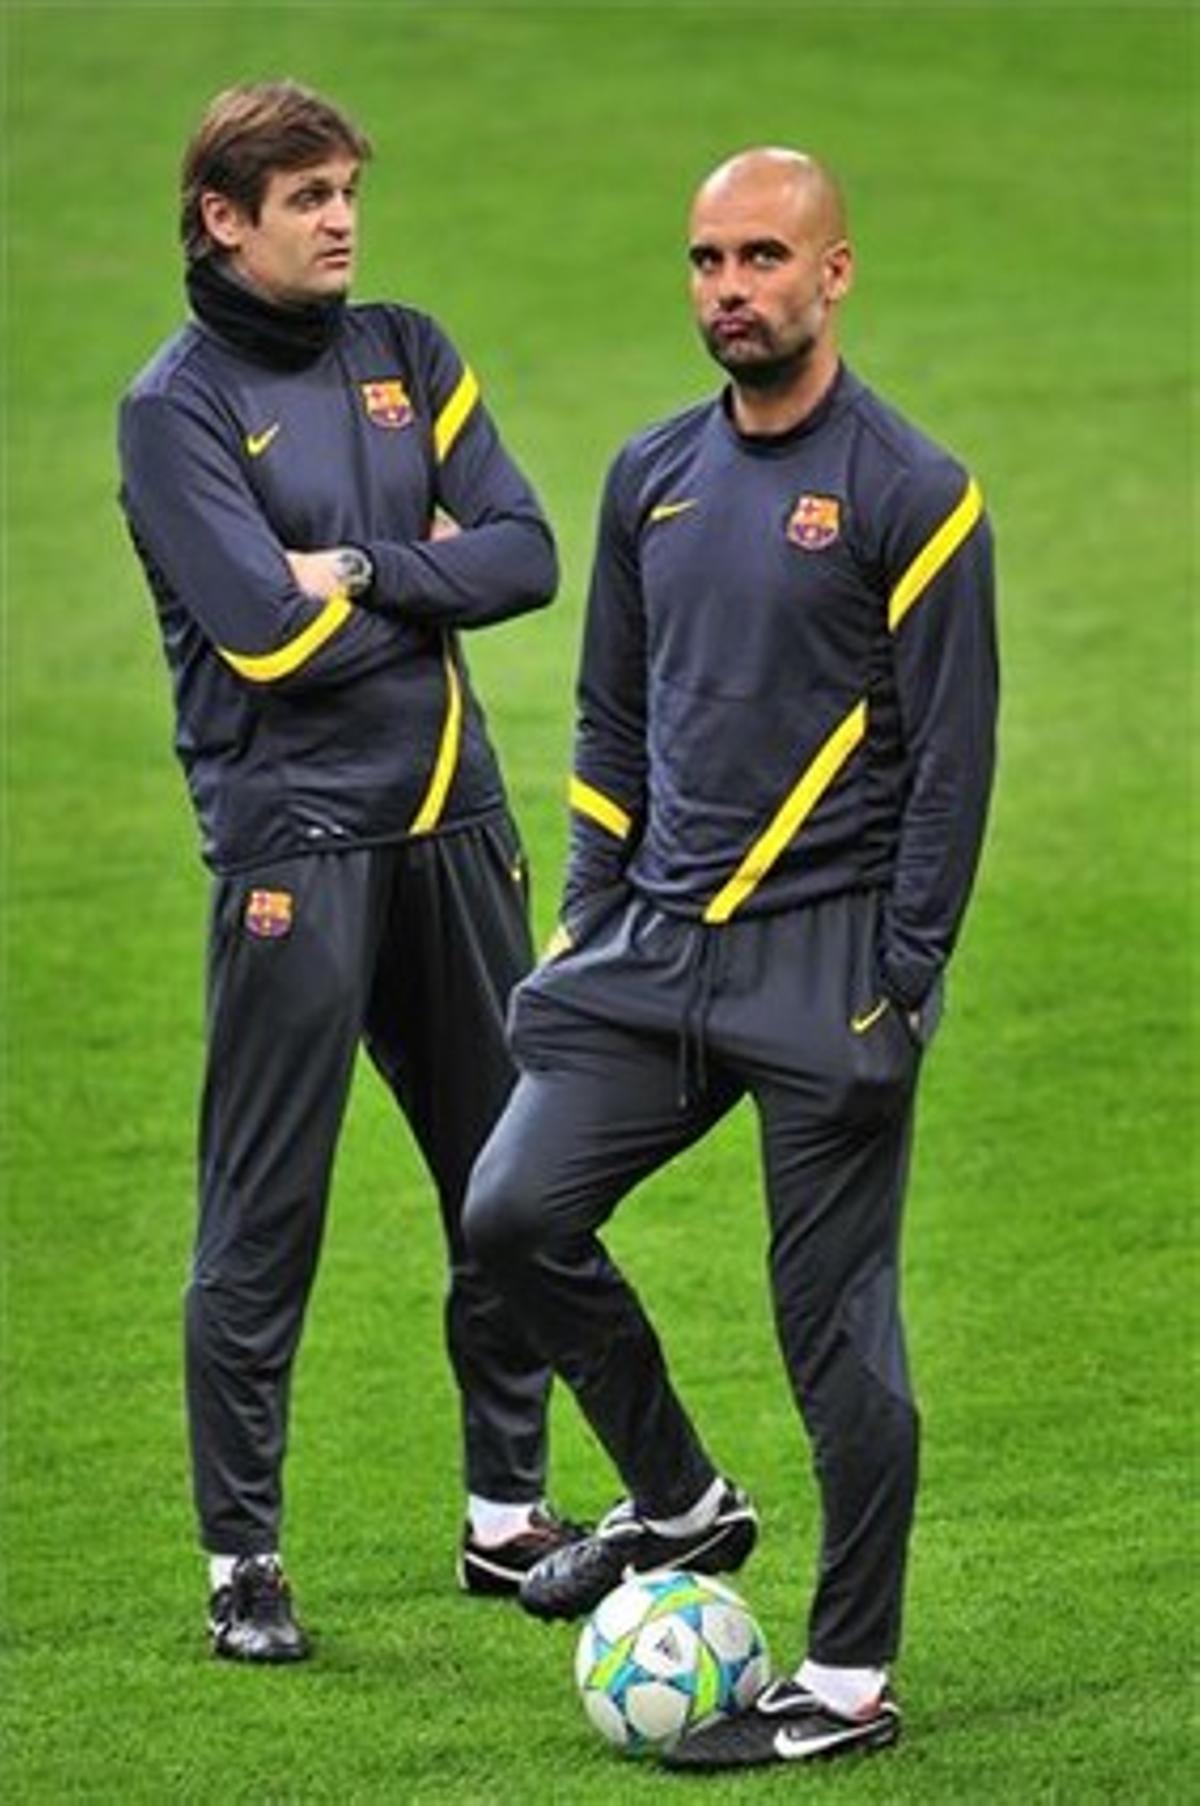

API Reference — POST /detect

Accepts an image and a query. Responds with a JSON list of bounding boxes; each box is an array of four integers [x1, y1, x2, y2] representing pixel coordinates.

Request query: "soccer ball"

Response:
[[574, 1568, 770, 1757]]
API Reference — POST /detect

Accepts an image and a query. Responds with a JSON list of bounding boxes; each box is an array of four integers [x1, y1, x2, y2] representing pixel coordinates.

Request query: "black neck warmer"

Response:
[[186, 257, 345, 370]]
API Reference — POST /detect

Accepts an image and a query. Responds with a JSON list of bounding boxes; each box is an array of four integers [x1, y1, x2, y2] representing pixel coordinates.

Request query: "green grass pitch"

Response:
[[2, 3, 1194, 1799]]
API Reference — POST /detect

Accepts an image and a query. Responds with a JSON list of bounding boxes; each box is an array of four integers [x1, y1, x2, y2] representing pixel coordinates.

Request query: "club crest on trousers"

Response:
[[244, 889, 294, 939]]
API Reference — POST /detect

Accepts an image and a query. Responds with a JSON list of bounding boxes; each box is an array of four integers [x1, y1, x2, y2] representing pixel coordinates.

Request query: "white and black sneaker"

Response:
[[518, 1480, 757, 1621], [208, 1555, 310, 1664], [457, 1505, 589, 1597], [662, 1675, 900, 1769]]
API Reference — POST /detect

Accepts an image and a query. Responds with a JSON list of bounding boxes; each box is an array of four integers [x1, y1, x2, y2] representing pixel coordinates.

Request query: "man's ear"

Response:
[[199, 190, 250, 253], [822, 239, 854, 304]]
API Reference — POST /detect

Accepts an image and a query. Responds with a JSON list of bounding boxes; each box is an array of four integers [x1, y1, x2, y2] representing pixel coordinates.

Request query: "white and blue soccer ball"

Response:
[[574, 1568, 770, 1756]]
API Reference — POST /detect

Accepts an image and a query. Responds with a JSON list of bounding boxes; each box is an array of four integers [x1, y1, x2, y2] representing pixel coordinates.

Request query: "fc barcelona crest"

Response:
[[244, 889, 294, 939], [360, 378, 414, 430], [787, 493, 841, 551]]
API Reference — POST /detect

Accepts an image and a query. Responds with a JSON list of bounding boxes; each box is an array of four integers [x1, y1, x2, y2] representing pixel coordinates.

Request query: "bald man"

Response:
[[464, 149, 997, 1768]]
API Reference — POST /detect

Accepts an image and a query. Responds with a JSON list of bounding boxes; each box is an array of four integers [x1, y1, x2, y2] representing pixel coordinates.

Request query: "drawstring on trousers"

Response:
[[676, 924, 725, 1109]]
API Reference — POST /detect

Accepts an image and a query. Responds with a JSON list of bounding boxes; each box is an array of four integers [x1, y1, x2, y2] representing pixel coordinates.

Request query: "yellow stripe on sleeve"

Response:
[[887, 476, 983, 632], [703, 701, 867, 923], [569, 774, 633, 841], [409, 644, 464, 834], [218, 592, 354, 683], [434, 366, 480, 463]]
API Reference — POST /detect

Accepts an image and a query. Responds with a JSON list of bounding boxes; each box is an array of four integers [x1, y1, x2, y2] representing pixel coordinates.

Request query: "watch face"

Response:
[[336, 548, 372, 595]]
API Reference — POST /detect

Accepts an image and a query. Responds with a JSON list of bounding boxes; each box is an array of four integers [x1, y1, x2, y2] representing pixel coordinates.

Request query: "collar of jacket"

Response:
[[185, 256, 345, 370], [719, 360, 853, 454]]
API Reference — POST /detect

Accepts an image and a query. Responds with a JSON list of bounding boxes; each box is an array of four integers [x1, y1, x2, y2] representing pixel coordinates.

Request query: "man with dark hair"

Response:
[[465, 147, 998, 1767], [118, 80, 581, 1663]]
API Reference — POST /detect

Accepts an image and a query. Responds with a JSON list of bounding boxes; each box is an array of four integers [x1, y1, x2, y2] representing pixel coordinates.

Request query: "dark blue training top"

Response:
[[564, 364, 998, 1008], [118, 297, 556, 872]]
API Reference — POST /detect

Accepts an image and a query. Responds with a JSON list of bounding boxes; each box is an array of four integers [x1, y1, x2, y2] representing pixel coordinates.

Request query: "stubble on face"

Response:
[[703, 316, 818, 388], [689, 149, 847, 392], [233, 158, 360, 307]]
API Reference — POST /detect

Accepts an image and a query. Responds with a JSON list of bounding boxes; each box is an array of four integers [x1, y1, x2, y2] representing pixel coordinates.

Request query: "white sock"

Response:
[[797, 1658, 887, 1718], [468, 1495, 542, 1547], [208, 1554, 240, 1591], [208, 1551, 278, 1591], [645, 1475, 725, 1536]]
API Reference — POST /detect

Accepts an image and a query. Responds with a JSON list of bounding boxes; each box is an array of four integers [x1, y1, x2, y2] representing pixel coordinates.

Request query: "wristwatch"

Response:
[[333, 545, 374, 598]]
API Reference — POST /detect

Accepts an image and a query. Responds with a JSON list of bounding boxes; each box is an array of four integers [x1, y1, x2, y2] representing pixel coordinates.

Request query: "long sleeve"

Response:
[[119, 388, 410, 694], [361, 326, 557, 630], [561, 449, 649, 926], [878, 466, 999, 1007]]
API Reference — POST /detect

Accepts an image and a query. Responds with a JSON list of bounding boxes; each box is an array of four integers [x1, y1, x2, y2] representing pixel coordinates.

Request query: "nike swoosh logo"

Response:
[[245, 423, 280, 457], [773, 1723, 871, 1760], [850, 999, 891, 1034], [648, 498, 698, 523]]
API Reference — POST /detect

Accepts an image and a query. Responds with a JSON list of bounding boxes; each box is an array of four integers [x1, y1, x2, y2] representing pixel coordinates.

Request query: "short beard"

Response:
[[702, 328, 817, 393]]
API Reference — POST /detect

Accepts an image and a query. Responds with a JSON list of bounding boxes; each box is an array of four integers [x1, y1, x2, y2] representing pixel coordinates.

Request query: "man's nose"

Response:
[[324, 195, 355, 234], [715, 266, 750, 309]]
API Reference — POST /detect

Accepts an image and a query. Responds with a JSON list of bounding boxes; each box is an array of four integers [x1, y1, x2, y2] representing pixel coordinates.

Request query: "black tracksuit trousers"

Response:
[[187, 813, 552, 1553], [465, 888, 931, 1667]]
